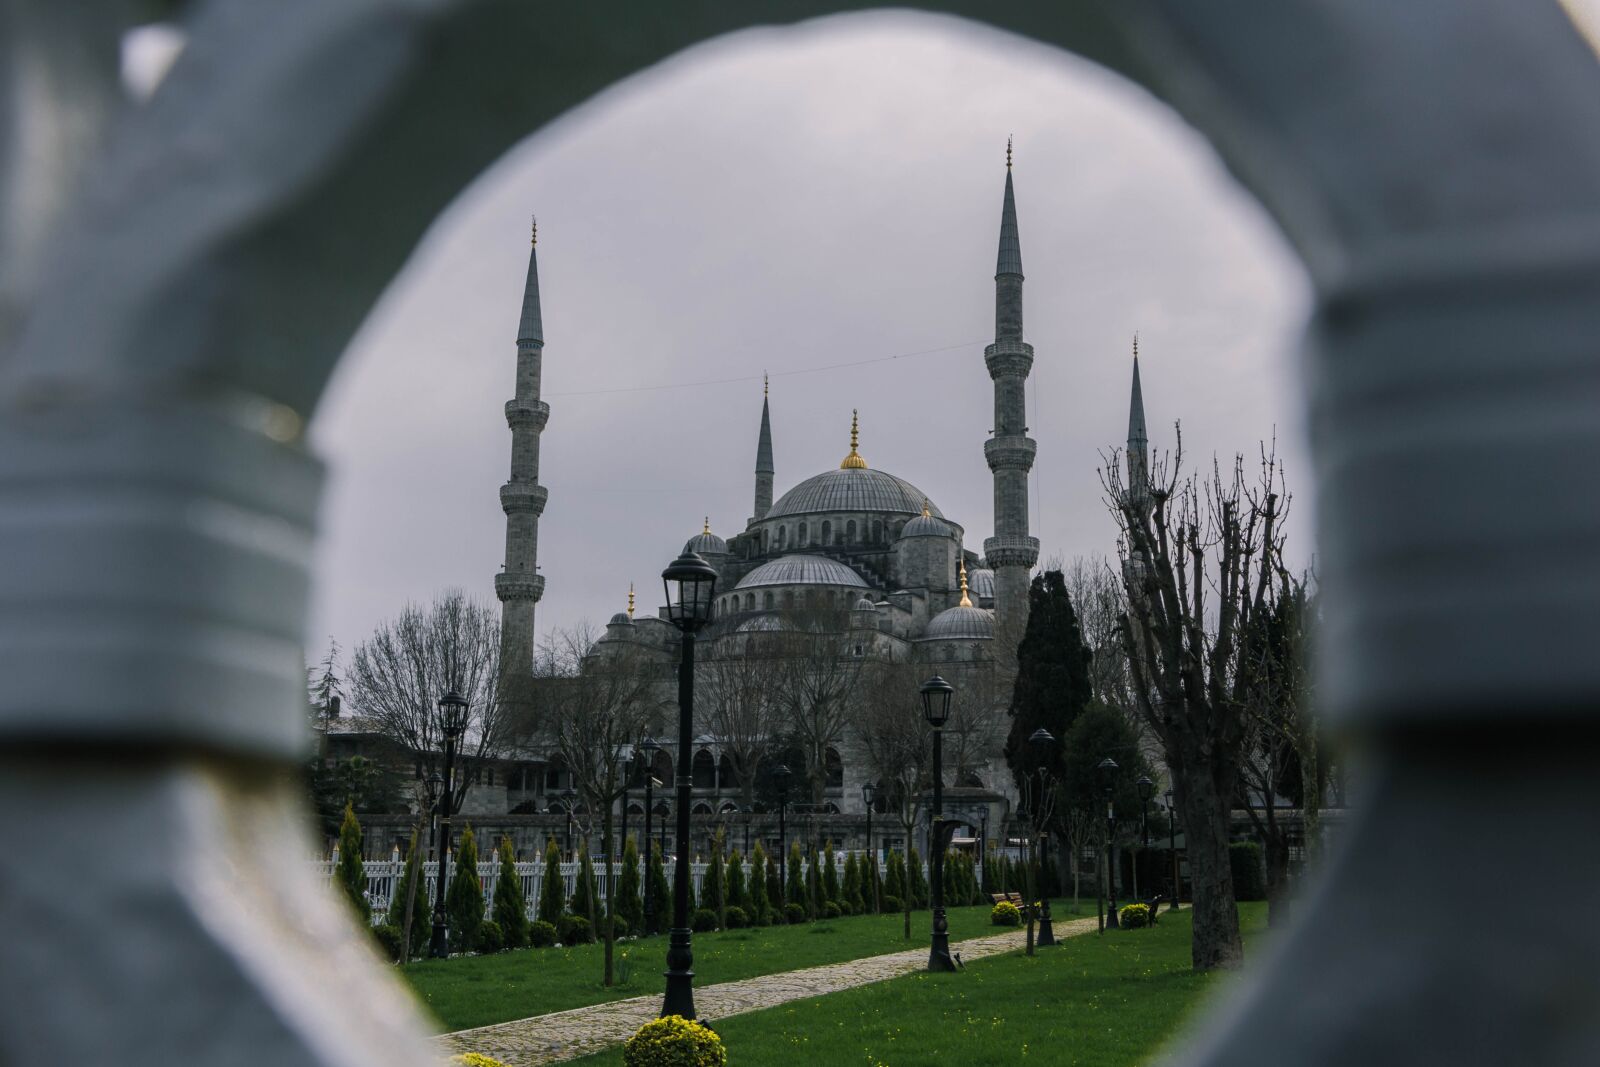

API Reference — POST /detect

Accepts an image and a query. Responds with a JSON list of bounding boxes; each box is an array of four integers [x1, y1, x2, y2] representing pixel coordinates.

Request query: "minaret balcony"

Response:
[[983, 535, 1040, 569], [504, 399, 550, 432], [983, 340, 1034, 380], [495, 572, 545, 602], [499, 482, 548, 515], [984, 436, 1037, 473]]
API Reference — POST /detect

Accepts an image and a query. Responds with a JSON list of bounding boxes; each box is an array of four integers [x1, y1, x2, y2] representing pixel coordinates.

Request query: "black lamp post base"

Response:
[[1037, 905, 1056, 947], [661, 927, 697, 1019], [1107, 904, 1121, 929], [928, 908, 957, 972], [428, 917, 449, 959]]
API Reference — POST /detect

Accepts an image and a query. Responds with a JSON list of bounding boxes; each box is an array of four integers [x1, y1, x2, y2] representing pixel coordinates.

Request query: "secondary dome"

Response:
[[967, 567, 996, 600], [900, 500, 951, 538], [768, 468, 940, 520], [735, 554, 868, 589], [684, 518, 728, 556], [925, 605, 995, 641], [607, 612, 633, 626]]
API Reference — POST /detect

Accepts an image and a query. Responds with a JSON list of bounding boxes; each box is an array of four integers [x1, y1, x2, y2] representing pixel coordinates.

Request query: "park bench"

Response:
[[989, 891, 1024, 907]]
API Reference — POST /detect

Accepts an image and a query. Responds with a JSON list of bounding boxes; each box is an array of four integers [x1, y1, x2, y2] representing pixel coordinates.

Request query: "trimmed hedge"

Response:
[[528, 920, 558, 948], [690, 908, 719, 933], [1118, 902, 1152, 929], [783, 902, 807, 925], [990, 901, 1021, 927], [623, 1015, 726, 1067], [723, 905, 749, 929], [558, 914, 594, 945], [477, 919, 505, 954]]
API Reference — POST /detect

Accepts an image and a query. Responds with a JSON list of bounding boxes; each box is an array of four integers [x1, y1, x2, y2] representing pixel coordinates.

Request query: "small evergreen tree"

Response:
[[445, 826, 483, 952], [907, 846, 929, 908], [884, 849, 907, 910], [842, 852, 862, 914], [703, 830, 726, 925], [821, 841, 840, 904], [766, 849, 783, 912], [647, 840, 671, 935], [538, 837, 565, 926], [570, 842, 598, 925], [616, 835, 644, 934], [385, 830, 431, 958], [806, 846, 824, 919], [726, 850, 749, 914], [748, 843, 770, 925], [786, 841, 806, 907], [492, 836, 529, 949], [334, 803, 371, 925]]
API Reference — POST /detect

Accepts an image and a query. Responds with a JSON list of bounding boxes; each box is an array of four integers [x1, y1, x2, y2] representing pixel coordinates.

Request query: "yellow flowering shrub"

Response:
[[623, 1015, 727, 1067], [1118, 902, 1152, 929], [990, 900, 1022, 926], [452, 1054, 509, 1067]]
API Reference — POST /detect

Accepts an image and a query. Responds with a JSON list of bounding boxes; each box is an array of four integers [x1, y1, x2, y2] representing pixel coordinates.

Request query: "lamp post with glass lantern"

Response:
[[1098, 757, 1120, 929], [428, 689, 470, 959], [862, 781, 878, 914], [1135, 775, 1155, 900], [1165, 788, 1180, 910], [920, 674, 957, 973], [1028, 726, 1059, 947], [660, 549, 718, 1021], [774, 764, 791, 899]]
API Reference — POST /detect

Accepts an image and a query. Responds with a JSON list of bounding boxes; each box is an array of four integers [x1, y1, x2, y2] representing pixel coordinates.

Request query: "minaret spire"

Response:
[[752, 379, 775, 521], [1126, 335, 1151, 515], [983, 146, 1040, 641], [841, 409, 867, 469], [497, 215, 552, 688]]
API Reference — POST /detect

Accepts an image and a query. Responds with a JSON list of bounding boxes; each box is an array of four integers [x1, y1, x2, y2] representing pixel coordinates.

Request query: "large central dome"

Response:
[[767, 467, 941, 519]]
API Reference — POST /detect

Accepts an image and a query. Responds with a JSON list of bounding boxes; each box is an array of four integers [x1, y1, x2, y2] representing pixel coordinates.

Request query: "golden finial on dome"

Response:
[[922, 499, 931, 518], [840, 409, 867, 469], [703, 516, 711, 535], [958, 557, 972, 608], [627, 582, 635, 619]]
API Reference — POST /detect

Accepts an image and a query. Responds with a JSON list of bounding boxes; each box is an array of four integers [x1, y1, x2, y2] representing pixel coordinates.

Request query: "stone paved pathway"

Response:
[[438, 915, 1101, 1066]]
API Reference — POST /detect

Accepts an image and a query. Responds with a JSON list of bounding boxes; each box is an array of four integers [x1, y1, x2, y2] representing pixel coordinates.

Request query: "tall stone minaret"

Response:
[[752, 374, 775, 522], [1126, 336, 1150, 512], [982, 141, 1040, 636], [495, 217, 549, 687]]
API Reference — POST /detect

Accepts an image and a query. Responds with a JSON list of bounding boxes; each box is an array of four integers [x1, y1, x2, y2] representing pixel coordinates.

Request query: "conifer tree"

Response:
[[907, 846, 929, 908], [570, 842, 598, 925], [616, 835, 644, 934], [842, 852, 862, 914], [703, 830, 726, 925], [538, 837, 565, 926], [445, 826, 483, 952], [766, 849, 783, 915], [492, 836, 530, 949], [821, 841, 840, 904], [726, 850, 749, 914], [334, 803, 371, 925], [386, 830, 431, 959], [647, 840, 670, 935], [884, 848, 906, 907], [806, 846, 824, 918], [748, 843, 770, 925], [786, 841, 806, 908]]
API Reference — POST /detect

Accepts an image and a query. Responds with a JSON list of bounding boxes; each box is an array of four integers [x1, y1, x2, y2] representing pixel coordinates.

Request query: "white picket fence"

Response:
[[316, 850, 929, 926]]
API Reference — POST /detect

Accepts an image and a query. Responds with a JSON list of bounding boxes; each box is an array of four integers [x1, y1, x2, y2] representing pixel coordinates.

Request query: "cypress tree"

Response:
[[703, 830, 726, 925], [786, 841, 806, 908], [616, 835, 644, 934], [334, 803, 371, 925], [884, 849, 906, 908], [570, 842, 598, 925], [842, 852, 862, 914], [492, 836, 529, 948], [748, 843, 770, 925], [386, 830, 431, 958], [806, 846, 823, 918], [726, 850, 749, 914], [821, 841, 840, 904], [907, 846, 929, 908], [647, 840, 670, 935], [766, 850, 783, 916], [445, 826, 483, 952], [538, 837, 565, 926]]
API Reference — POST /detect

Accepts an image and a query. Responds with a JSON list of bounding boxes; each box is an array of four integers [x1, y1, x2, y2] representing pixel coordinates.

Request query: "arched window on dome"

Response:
[[871, 520, 883, 543], [798, 521, 808, 545], [777, 525, 786, 549], [764, 591, 774, 610], [846, 520, 857, 543], [692, 749, 716, 789], [783, 590, 795, 609], [821, 520, 831, 545], [745, 593, 754, 611]]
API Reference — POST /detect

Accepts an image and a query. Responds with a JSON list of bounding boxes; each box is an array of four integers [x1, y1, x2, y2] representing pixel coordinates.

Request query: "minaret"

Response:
[[752, 374, 775, 521], [982, 140, 1040, 635], [1126, 335, 1151, 513], [496, 216, 550, 687]]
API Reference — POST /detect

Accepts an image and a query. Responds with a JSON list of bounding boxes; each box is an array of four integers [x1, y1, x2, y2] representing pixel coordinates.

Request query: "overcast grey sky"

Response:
[[302, 13, 1312, 664]]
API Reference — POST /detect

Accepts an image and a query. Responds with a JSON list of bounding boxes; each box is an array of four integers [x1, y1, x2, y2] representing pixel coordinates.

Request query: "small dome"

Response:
[[925, 605, 995, 641], [735, 554, 868, 590], [853, 596, 877, 612], [736, 614, 791, 633], [608, 612, 633, 626], [967, 567, 996, 600], [899, 512, 951, 538], [684, 519, 728, 556]]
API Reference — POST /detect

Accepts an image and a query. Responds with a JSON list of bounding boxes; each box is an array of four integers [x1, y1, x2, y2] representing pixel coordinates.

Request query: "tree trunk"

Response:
[[1264, 827, 1291, 927], [602, 805, 615, 987], [1179, 766, 1244, 970]]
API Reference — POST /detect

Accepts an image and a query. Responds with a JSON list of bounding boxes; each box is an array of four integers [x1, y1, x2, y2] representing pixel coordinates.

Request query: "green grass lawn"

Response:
[[404, 904, 1008, 1031], [569, 903, 1266, 1067]]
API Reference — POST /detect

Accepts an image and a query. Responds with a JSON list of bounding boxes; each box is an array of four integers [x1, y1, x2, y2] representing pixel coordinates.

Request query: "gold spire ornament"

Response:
[[958, 557, 973, 607], [922, 498, 931, 518], [627, 582, 635, 619], [840, 409, 868, 469], [703, 516, 711, 535]]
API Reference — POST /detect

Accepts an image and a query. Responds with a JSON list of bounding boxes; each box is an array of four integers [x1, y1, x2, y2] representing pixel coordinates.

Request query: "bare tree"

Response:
[[347, 589, 506, 807], [1103, 432, 1294, 971], [938, 658, 1005, 787], [530, 623, 660, 987], [699, 646, 784, 807], [772, 602, 864, 806], [853, 656, 930, 939]]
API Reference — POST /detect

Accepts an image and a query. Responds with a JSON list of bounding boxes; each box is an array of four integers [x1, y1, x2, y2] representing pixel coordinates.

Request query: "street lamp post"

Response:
[[1165, 788, 1180, 910], [862, 781, 878, 914], [428, 689, 470, 959], [642, 768, 659, 934], [660, 549, 718, 1021], [774, 764, 791, 900], [1028, 727, 1058, 947], [920, 674, 957, 973], [1136, 775, 1155, 901], [424, 771, 443, 859], [1098, 757, 1120, 930]]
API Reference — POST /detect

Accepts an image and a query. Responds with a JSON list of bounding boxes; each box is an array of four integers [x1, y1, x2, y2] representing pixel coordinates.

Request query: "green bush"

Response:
[[990, 900, 1022, 927], [703, 830, 726, 925], [907, 847, 929, 909], [841, 852, 863, 915], [690, 908, 719, 932], [821, 901, 842, 920], [571, 844, 598, 925], [879, 894, 903, 915], [821, 842, 840, 905], [1230, 841, 1266, 902], [726, 850, 749, 915], [333, 803, 371, 925], [491, 836, 529, 949], [783, 902, 807, 924], [837, 900, 856, 916], [452, 1054, 511, 1067], [723, 905, 749, 929], [748, 843, 769, 927], [528, 920, 558, 948], [609, 913, 630, 938], [1118, 902, 1152, 929], [616, 835, 644, 936], [558, 914, 594, 945], [373, 923, 404, 960], [384, 831, 431, 959], [446, 827, 483, 953], [622, 1015, 726, 1067], [883, 850, 906, 912], [786, 842, 806, 908], [477, 919, 505, 954], [539, 838, 565, 926]]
